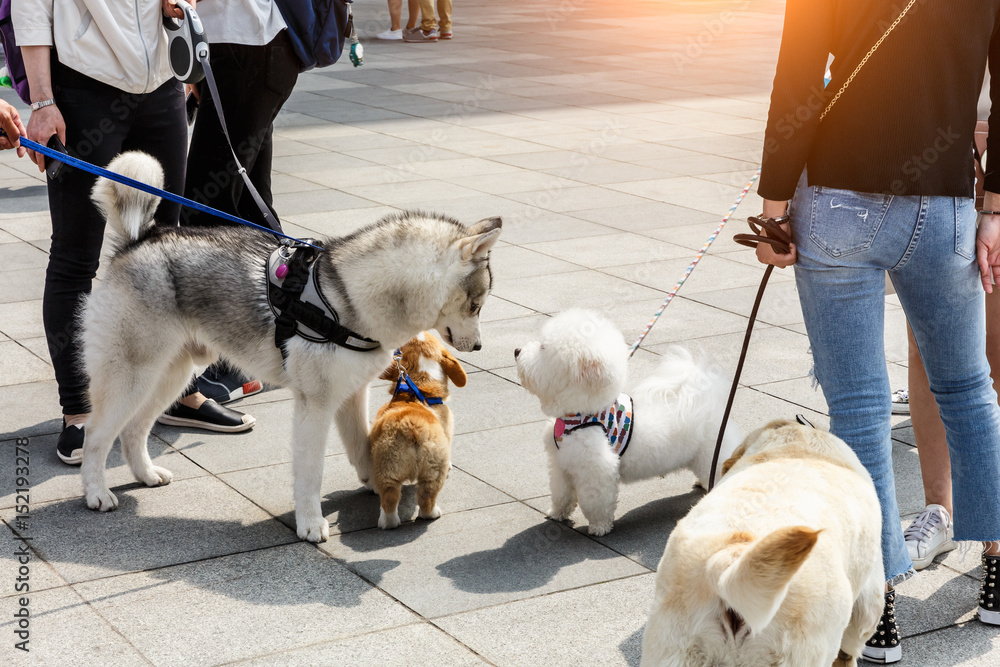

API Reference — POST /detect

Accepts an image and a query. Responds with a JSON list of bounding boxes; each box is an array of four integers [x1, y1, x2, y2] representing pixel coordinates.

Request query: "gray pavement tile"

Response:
[[0, 586, 149, 666], [893, 441, 931, 519], [446, 170, 582, 195], [322, 502, 648, 618], [454, 314, 549, 371], [604, 253, 794, 300], [886, 622, 1000, 666], [682, 279, 803, 327], [894, 564, 982, 638], [434, 573, 654, 667], [0, 432, 206, 510], [523, 473, 703, 570], [16, 337, 49, 366], [752, 363, 908, 418], [501, 185, 655, 214], [269, 173, 328, 195], [0, 267, 45, 303], [219, 453, 512, 536], [340, 179, 486, 206], [567, 201, 721, 232], [525, 232, 693, 269], [342, 145, 470, 167], [0, 241, 48, 272], [541, 162, 673, 186], [0, 298, 43, 341], [0, 380, 61, 439], [451, 421, 551, 501], [490, 269, 665, 315], [0, 340, 52, 386], [0, 534, 68, 598], [233, 622, 486, 666], [479, 296, 537, 323], [647, 326, 812, 388], [0, 228, 19, 244], [481, 209, 614, 245], [449, 371, 538, 436], [285, 205, 402, 237], [5, 476, 297, 584], [729, 387, 831, 435], [272, 188, 378, 216], [609, 176, 757, 216], [73, 543, 417, 667], [597, 296, 752, 349], [296, 164, 426, 189]]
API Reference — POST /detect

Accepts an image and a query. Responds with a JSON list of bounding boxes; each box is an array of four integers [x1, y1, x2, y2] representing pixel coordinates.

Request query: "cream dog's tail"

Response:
[[91, 151, 164, 244], [707, 526, 820, 634]]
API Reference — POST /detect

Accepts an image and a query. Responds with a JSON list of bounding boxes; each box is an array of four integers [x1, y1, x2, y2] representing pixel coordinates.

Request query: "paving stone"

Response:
[[450, 420, 551, 500], [0, 533, 68, 598], [73, 543, 416, 667], [219, 453, 511, 536], [488, 243, 582, 279], [0, 432, 206, 510], [448, 368, 543, 436], [526, 232, 693, 269], [434, 574, 654, 667], [0, 380, 61, 439], [0, 340, 52, 386], [491, 269, 664, 315], [0, 586, 149, 666], [454, 313, 549, 371], [0, 267, 45, 303], [890, 622, 1000, 666], [234, 622, 486, 666], [2, 476, 297, 584], [322, 502, 648, 618]]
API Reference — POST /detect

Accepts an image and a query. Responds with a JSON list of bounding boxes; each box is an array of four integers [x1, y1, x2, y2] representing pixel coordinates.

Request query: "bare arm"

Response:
[[21, 45, 65, 173]]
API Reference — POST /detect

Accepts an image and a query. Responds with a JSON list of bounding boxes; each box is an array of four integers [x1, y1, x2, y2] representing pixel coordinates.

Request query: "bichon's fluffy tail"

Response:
[[91, 151, 164, 244]]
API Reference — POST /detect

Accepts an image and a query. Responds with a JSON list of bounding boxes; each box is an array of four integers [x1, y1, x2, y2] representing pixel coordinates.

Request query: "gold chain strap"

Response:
[[820, 0, 919, 121]]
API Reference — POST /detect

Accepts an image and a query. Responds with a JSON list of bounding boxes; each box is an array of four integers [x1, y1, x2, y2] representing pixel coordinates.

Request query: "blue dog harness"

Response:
[[390, 349, 443, 406], [553, 393, 634, 457]]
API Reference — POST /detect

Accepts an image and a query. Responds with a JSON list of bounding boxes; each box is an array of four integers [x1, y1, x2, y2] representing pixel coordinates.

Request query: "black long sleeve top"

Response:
[[759, 0, 1000, 202]]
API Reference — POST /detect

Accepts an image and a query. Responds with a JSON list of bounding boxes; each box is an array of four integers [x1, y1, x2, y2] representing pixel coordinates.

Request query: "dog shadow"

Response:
[[435, 519, 620, 594], [13, 489, 373, 610], [620, 627, 644, 667]]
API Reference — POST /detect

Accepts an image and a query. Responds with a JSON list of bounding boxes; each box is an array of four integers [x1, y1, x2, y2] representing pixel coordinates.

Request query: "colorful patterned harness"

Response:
[[553, 394, 634, 458]]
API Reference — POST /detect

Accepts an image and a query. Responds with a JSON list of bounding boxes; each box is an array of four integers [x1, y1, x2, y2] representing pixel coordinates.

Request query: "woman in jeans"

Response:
[[756, 1, 1000, 663], [16, 0, 254, 466]]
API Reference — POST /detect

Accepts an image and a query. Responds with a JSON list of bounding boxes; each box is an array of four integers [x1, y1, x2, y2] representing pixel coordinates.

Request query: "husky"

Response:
[[79, 152, 501, 542]]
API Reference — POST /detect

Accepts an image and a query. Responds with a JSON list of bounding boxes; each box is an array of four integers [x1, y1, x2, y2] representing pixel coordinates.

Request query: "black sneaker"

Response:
[[195, 363, 263, 405], [862, 587, 902, 663], [156, 399, 256, 433], [56, 419, 85, 465], [978, 550, 1000, 625]]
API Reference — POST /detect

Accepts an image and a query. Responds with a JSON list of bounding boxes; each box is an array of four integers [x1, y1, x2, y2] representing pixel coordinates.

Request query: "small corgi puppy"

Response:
[[370, 332, 467, 529]]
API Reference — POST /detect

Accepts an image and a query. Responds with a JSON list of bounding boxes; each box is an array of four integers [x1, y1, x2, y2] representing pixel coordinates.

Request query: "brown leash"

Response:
[[707, 217, 792, 490]]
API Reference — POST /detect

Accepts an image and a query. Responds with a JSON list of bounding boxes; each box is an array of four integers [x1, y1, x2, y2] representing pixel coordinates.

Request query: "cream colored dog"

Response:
[[641, 420, 884, 667]]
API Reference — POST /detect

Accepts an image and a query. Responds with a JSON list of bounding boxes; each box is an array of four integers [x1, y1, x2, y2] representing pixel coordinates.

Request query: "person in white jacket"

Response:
[[17, 0, 255, 466]]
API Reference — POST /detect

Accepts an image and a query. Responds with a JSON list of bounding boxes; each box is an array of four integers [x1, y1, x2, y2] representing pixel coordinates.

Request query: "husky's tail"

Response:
[[707, 526, 820, 634], [91, 151, 164, 244]]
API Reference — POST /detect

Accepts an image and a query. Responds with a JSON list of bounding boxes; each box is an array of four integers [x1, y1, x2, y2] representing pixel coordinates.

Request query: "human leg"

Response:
[[407, 0, 420, 29], [388, 0, 402, 30], [791, 187, 915, 584], [892, 198, 1000, 547], [906, 323, 952, 512], [438, 0, 452, 34]]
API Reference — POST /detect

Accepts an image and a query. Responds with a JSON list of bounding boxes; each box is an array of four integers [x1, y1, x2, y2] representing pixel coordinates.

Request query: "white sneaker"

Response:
[[377, 29, 403, 40], [890, 387, 909, 415], [904, 504, 955, 570]]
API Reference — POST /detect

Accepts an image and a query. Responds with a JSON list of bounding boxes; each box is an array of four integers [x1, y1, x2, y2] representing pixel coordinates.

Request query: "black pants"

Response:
[[43, 60, 187, 415], [183, 30, 300, 229]]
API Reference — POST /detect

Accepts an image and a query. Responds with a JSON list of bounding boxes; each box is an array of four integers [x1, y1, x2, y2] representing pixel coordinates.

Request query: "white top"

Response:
[[197, 0, 287, 46], [14, 0, 173, 95]]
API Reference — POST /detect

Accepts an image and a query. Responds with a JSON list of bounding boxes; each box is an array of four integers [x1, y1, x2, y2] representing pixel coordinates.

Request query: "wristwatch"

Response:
[[29, 99, 56, 112]]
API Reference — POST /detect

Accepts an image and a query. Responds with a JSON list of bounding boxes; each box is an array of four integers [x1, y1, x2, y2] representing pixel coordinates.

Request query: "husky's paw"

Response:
[[85, 488, 119, 512], [138, 466, 173, 487], [378, 508, 401, 530], [419, 505, 442, 520], [296, 517, 330, 543], [588, 521, 614, 536]]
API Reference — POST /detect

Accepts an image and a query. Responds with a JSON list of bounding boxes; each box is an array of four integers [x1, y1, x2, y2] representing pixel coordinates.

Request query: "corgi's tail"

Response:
[[91, 151, 163, 244], [707, 526, 820, 634]]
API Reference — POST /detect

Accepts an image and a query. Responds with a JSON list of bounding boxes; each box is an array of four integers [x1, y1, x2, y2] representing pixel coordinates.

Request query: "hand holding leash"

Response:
[[24, 103, 65, 173], [0, 100, 26, 157], [978, 213, 1000, 294]]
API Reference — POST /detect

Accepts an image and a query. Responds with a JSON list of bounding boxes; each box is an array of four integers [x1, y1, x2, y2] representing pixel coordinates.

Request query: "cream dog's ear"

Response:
[[578, 357, 611, 390], [440, 349, 468, 388]]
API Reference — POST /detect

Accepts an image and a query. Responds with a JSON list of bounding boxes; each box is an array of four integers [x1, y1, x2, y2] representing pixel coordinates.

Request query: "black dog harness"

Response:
[[266, 242, 380, 360]]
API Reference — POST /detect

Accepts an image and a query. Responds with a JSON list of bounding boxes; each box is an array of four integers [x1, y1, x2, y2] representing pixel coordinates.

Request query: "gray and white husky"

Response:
[[79, 152, 501, 542]]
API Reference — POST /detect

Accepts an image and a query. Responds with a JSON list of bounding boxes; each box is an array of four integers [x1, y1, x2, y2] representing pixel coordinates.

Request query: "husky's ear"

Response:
[[440, 349, 468, 388], [458, 217, 502, 262], [708, 526, 820, 634]]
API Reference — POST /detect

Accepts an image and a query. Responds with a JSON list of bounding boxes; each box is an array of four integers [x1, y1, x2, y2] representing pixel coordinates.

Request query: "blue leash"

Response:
[[1, 132, 321, 250]]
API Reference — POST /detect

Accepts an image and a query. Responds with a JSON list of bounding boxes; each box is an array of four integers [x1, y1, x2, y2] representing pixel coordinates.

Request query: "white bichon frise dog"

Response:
[[514, 309, 742, 536]]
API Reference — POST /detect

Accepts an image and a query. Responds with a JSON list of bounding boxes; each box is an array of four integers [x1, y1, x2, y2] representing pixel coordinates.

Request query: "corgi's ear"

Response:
[[458, 217, 502, 262], [440, 349, 468, 388], [379, 364, 398, 382]]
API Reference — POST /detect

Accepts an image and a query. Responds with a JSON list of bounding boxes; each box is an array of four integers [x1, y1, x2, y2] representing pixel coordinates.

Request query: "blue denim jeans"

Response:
[[790, 177, 1000, 582]]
